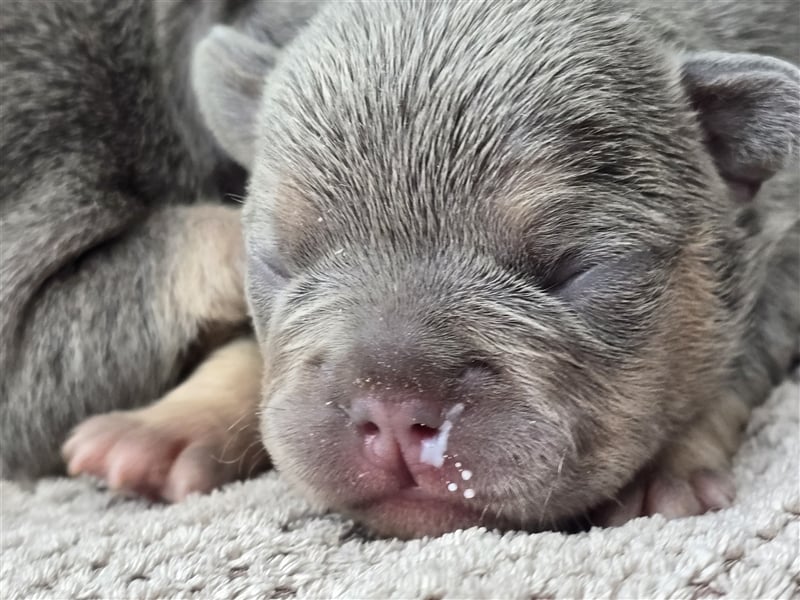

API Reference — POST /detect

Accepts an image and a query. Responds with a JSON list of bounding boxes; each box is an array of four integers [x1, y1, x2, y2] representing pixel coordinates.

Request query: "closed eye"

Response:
[[543, 249, 664, 304], [539, 257, 592, 296], [549, 263, 609, 303]]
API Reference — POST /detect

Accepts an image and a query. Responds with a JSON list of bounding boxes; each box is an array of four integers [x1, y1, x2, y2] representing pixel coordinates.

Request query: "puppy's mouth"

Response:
[[347, 485, 493, 539]]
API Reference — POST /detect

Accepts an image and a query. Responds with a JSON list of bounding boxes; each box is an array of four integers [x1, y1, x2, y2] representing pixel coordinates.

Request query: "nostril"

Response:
[[359, 421, 380, 437], [410, 423, 439, 440]]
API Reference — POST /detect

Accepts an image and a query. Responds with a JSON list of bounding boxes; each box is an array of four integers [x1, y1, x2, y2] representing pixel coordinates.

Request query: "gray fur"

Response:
[[196, 0, 799, 536]]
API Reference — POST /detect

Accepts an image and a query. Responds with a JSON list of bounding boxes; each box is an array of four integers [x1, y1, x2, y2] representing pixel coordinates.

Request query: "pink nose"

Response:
[[348, 396, 446, 472]]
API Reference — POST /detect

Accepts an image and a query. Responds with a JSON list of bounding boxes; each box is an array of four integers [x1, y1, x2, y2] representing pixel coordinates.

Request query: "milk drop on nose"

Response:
[[418, 403, 465, 468]]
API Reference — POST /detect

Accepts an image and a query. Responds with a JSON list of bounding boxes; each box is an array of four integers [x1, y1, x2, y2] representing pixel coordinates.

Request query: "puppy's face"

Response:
[[197, 1, 798, 538], [249, 221, 721, 538]]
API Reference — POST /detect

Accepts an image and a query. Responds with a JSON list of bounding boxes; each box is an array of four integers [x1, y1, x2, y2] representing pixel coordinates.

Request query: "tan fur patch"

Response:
[[139, 336, 262, 423], [657, 393, 750, 478], [646, 236, 746, 478], [580, 237, 734, 495], [160, 203, 249, 333], [270, 180, 324, 262]]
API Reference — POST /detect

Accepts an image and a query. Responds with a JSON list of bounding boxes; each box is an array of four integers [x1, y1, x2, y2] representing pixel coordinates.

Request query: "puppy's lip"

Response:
[[351, 485, 486, 519], [350, 484, 449, 507], [384, 485, 448, 503], [348, 486, 490, 538], [351, 476, 481, 507]]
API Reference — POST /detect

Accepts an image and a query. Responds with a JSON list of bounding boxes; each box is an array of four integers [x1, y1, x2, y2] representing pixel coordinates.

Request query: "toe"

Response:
[[592, 478, 646, 527], [162, 444, 228, 502], [104, 430, 185, 496], [63, 419, 127, 477], [65, 436, 115, 477], [645, 475, 704, 518], [691, 469, 735, 511]]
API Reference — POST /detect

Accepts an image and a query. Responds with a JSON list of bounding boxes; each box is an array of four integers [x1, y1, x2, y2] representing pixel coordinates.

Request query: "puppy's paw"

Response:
[[593, 395, 747, 527], [593, 466, 735, 527], [63, 337, 267, 502], [62, 409, 265, 502]]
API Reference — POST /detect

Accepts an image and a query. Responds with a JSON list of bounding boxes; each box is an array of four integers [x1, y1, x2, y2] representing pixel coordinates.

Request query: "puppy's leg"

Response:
[[1, 201, 250, 478], [62, 337, 267, 502], [594, 393, 748, 526]]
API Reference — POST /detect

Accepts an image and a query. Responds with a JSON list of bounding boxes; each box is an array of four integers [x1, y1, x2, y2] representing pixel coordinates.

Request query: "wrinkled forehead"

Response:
[[247, 1, 699, 260], [247, 164, 689, 278]]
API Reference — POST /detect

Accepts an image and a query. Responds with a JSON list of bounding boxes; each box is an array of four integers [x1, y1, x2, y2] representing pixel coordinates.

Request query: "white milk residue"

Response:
[[460, 470, 472, 481], [447, 482, 458, 492], [419, 403, 464, 468], [463, 489, 475, 499]]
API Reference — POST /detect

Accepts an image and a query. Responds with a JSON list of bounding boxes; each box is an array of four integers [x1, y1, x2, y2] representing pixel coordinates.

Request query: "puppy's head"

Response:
[[196, 0, 800, 538]]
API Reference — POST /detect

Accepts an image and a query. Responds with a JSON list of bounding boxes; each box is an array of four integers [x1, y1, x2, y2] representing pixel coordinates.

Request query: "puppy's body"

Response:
[[4, 0, 798, 540]]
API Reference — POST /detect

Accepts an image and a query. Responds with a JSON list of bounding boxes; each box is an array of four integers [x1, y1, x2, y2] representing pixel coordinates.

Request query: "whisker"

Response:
[[214, 438, 264, 466], [225, 411, 251, 434], [246, 447, 269, 479], [216, 412, 257, 459], [479, 504, 490, 524]]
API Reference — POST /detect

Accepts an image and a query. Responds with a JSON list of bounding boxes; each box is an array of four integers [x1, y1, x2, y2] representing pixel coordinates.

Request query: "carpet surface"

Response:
[[2, 380, 798, 599]]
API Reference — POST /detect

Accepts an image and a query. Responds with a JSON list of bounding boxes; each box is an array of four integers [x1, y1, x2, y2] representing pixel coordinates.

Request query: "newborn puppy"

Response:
[[224, 0, 800, 537], [69, 0, 799, 539]]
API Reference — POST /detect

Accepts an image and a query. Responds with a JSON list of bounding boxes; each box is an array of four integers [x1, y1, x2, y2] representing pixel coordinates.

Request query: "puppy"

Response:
[[65, 0, 799, 539]]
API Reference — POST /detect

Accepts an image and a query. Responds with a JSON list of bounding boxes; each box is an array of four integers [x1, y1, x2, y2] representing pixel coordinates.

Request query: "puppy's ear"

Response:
[[193, 26, 277, 169], [680, 52, 799, 199]]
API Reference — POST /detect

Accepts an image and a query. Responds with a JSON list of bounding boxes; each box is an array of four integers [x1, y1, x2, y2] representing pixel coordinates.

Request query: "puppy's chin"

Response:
[[345, 488, 497, 539]]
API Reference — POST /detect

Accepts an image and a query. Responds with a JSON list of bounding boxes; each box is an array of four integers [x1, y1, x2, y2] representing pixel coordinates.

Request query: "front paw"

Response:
[[593, 466, 735, 527], [593, 396, 747, 527], [63, 337, 267, 502], [62, 409, 265, 503]]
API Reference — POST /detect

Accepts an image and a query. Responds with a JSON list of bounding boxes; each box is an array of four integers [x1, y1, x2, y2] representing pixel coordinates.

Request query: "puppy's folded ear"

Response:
[[192, 26, 276, 169], [680, 51, 799, 199]]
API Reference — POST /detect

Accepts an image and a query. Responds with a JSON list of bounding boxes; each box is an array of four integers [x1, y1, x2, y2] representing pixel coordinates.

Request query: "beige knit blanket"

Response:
[[2, 379, 798, 599]]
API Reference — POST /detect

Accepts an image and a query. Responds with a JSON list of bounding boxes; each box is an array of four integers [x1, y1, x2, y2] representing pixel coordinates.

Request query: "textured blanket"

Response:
[[2, 379, 798, 599]]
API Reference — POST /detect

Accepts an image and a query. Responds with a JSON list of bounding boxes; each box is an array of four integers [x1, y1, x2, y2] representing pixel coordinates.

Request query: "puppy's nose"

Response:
[[348, 396, 458, 471]]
